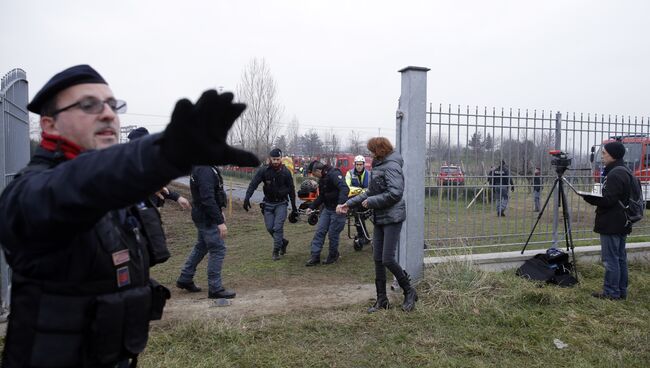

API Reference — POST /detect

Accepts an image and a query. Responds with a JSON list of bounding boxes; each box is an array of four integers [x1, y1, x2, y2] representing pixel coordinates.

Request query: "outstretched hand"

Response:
[[161, 90, 261, 170]]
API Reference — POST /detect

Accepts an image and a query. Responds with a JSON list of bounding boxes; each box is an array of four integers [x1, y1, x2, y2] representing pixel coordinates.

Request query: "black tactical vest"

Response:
[[2, 161, 170, 368]]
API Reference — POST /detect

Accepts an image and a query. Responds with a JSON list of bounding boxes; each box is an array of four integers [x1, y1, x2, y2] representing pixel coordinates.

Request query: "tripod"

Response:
[[521, 165, 579, 282]]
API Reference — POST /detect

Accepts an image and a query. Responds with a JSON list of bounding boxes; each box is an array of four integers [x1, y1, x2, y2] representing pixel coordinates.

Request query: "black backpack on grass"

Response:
[[516, 249, 577, 287]]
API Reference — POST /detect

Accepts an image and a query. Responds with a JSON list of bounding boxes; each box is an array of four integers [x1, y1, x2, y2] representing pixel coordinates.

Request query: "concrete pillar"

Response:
[[396, 66, 429, 281]]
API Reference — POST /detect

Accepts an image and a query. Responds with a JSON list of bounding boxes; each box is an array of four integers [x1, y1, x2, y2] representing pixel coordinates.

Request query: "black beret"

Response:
[[269, 148, 282, 157], [27, 64, 107, 114], [604, 141, 626, 160], [127, 127, 150, 141], [308, 160, 324, 172]]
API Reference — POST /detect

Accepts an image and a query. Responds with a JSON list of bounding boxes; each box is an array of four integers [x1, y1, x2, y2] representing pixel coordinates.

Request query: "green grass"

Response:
[[141, 258, 650, 367], [2, 182, 648, 367], [137, 183, 650, 367]]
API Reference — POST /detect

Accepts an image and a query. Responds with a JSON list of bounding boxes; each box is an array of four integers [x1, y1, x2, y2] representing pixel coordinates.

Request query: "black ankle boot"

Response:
[[367, 280, 390, 313], [367, 295, 390, 313], [396, 270, 418, 312]]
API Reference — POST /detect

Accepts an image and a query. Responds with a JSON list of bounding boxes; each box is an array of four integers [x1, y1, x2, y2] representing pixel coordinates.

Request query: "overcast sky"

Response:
[[1, 0, 648, 143]]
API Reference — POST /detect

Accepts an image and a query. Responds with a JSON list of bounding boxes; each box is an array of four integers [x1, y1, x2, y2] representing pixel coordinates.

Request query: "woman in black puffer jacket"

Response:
[[337, 137, 417, 312]]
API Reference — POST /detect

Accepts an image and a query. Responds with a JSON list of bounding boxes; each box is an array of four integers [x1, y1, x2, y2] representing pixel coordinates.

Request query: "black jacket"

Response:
[[533, 174, 542, 192], [190, 165, 227, 226], [310, 166, 349, 211], [245, 164, 296, 209], [346, 151, 406, 225], [489, 165, 514, 187], [0, 133, 183, 367], [583, 159, 632, 235]]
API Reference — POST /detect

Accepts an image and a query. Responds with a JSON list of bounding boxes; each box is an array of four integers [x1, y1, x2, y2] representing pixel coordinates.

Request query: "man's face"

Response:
[[270, 157, 282, 168], [41, 83, 120, 150], [602, 149, 616, 166], [354, 162, 365, 173]]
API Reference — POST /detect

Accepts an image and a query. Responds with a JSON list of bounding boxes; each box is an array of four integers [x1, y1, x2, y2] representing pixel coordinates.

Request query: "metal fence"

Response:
[[0, 68, 30, 316], [424, 104, 650, 252]]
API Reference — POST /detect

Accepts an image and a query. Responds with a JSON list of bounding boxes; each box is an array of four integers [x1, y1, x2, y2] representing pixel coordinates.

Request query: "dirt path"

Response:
[[160, 283, 377, 323]]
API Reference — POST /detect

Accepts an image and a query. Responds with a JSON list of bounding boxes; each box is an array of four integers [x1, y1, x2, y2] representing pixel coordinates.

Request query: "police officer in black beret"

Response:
[[0, 64, 259, 367], [243, 148, 297, 260]]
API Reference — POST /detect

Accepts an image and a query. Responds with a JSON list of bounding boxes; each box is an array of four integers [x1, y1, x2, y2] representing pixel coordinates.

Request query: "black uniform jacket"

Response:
[[0, 133, 184, 367], [583, 159, 632, 235], [190, 165, 227, 226], [245, 164, 297, 208], [310, 166, 349, 211]]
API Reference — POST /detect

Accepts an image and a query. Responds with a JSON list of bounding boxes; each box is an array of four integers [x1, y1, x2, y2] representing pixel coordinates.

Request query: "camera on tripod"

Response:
[[549, 150, 572, 174], [549, 150, 572, 168]]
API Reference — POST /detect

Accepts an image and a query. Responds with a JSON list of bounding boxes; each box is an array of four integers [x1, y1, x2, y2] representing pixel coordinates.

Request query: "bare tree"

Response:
[[301, 130, 323, 157], [235, 58, 284, 158], [287, 116, 301, 155], [323, 129, 340, 154], [348, 130, 364, 154]]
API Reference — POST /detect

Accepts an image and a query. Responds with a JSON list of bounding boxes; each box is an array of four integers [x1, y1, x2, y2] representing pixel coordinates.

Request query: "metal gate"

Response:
[[424, 104, 650, 252], [0, 68, 29, 315]]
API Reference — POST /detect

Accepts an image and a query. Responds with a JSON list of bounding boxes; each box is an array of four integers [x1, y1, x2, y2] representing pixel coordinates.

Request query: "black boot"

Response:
[[305, 254, 320, 267], [280, 239, 289, 255], [367, 280, 390, 313], [323, 251, 340, 265], [272, 249, 280, 261], [396, 270, 418, 312]]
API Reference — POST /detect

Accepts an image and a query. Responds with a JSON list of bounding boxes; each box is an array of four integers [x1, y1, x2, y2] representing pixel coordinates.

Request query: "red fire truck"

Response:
[[334, 154, 373, 175], [590, 134, 650, 202]]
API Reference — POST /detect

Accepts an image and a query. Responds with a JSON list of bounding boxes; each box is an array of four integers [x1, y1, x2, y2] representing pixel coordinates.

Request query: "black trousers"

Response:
[[372, 222, 405, 282]]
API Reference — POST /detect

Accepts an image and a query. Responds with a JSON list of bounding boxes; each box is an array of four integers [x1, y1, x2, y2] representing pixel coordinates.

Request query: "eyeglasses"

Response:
[[52, 97, 127, 116]]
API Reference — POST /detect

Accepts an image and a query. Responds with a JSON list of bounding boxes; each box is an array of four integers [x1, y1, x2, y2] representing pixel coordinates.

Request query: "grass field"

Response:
[[136, 183, 650, 367], [2, 182, 648, 367]]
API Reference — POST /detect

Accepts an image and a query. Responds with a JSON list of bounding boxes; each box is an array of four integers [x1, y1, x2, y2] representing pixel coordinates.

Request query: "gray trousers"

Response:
[[263, 201, 288, 251]]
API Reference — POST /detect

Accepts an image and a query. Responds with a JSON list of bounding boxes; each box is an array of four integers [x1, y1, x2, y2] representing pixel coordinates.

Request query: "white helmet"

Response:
[[354, 155, 365, 163]]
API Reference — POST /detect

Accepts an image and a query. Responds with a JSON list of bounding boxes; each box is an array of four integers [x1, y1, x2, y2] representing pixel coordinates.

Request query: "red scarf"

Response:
[[40, 132, 83, 160]]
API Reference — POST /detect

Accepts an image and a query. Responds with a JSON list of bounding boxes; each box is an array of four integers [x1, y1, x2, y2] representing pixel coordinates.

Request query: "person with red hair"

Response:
[[337, 137, 418, 312]]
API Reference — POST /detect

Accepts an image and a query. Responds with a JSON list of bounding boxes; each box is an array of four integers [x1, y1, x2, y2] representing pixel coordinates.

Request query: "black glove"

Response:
[[511, 186, 515, 192], [292, 205, 298, 213], [160, 90, 260, 170], [243, 198, 251, 212]]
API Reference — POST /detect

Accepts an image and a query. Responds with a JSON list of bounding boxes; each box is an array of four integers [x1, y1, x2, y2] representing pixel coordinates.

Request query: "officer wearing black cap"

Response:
[[0, 64, 259, 367], [243, 148, 297, 260], [582, 140, 633, 301]]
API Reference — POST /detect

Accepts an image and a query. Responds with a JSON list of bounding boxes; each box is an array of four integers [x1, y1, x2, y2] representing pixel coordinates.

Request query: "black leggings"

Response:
[[372, 222, 405, 281]]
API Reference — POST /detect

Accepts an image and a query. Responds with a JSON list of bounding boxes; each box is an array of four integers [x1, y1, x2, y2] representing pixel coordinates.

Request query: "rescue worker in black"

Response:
[[305, 161, 350, 266], [488, 160, 515, 217], [176, 165, 235, 299], [0, 65, 259, 367], [243, 148, 297, 260]]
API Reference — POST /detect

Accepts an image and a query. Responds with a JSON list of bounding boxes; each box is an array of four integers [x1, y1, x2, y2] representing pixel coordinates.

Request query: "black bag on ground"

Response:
[[516, 249, 577, 287]]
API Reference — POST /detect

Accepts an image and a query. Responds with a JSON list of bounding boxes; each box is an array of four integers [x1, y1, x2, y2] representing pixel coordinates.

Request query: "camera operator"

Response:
[[581, 141, 632, 300]]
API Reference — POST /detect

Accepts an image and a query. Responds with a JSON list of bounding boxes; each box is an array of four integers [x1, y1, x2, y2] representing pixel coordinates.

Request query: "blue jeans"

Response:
[[494, 185, 509, 214], [600, 234, 628, 298], [263, 201, 288, 251], [178, 222, 226, 293], [310, 207, 346, 256]]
